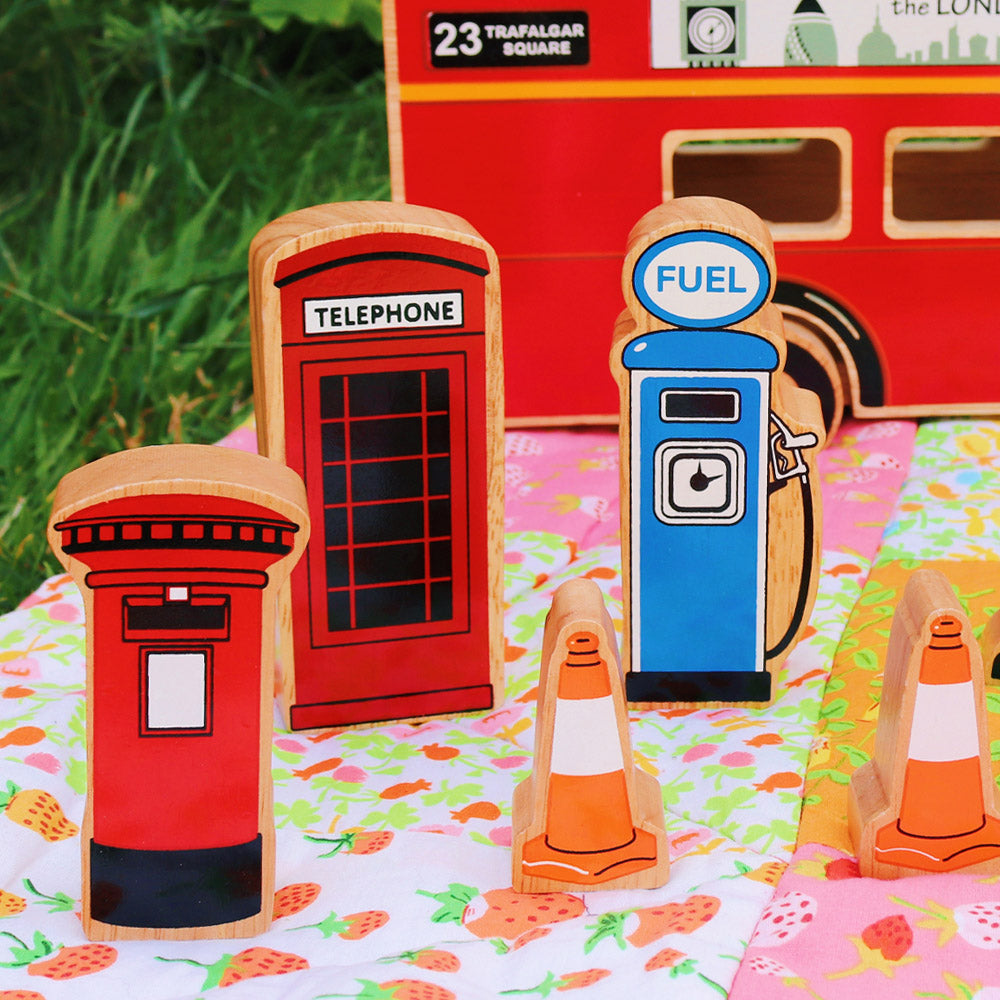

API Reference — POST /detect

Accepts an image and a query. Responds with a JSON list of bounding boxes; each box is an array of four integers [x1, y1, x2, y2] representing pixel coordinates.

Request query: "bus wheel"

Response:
[[779, 311, 845, 441]]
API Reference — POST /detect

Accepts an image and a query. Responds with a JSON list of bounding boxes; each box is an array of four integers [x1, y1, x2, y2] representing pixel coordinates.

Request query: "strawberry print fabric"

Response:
[[731, 418, 1000, 1000], [0, 415, 954, 1000]]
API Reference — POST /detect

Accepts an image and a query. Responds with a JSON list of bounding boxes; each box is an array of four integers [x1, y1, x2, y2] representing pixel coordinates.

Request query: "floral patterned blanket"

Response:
[[3, 417, 1000, 999]]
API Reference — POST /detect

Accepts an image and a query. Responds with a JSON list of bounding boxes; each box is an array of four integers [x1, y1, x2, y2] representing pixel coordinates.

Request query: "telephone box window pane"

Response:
[[425, 369, 449, 411], [353, 501, 425, 544], [351, 416, 424, 458], [320, 377, 344, 419], [427, 414, 450, 454], [327, 591, 351, 631], [145, 651, 208, 731], [430, 580, 453, 620], [352, 459, 424, 502], [322, 423, 346, 462], [428, 457, 450, 495], [354, 542, 426, 585], [323, 465, 347, 505], [348, 371, 422, 416], [355, 583, 426, 629], [326, 549, 350, 588], [324, 507, 349, 546], [430, 539, 452, 578], [429, 498, 451, 537]]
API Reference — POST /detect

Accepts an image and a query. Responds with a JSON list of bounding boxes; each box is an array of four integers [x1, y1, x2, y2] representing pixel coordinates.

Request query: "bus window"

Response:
[[663, 129, 851, 242], [886, 128, 1000, 239]]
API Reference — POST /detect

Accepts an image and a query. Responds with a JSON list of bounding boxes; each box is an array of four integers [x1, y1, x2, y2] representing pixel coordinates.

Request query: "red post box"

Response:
[[250, 202, 503, 731], [48, 445, 308, 940]]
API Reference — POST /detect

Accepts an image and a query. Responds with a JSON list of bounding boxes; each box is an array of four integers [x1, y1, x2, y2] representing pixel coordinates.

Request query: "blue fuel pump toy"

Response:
[[611, 198, 824, 705]]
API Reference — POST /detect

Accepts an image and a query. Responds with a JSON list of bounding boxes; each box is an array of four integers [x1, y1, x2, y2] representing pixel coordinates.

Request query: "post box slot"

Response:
[[124, 595, 230, 637]]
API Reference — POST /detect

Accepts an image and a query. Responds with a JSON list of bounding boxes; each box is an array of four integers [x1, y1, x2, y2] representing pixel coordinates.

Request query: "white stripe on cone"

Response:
[[548, 695, 624, 776], [908, 681, 980, 762]]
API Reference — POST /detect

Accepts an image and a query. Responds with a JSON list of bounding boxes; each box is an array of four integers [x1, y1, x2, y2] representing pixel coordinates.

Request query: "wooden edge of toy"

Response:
[[849, 568, 1000, 878], [512, 578, 668, 893], [380, 0, 406, 202], [981, 606, 1000, 685], [48, 445, 307, 940], [760, 302, 825, 665], [608, 308, 637, 682], [765, 370, 824, 664], [847, 569, 932, 865]]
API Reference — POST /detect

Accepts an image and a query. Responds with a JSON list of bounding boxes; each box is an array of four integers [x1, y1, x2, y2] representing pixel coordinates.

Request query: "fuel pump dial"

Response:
[[654, 440, 745, 523]]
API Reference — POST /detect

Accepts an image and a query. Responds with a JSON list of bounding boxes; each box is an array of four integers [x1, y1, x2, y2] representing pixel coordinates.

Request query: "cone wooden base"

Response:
[[512, 578, 669, 893], [873, 815, 1000, 873], [517, 782, 664, 887]]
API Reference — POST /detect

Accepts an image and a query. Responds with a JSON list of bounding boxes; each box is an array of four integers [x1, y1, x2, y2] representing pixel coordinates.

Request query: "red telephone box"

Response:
[[48, 445, 308, 940], [250, 202, 503, 731]]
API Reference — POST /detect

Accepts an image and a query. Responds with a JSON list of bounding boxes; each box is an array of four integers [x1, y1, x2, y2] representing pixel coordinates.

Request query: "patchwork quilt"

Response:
[[3, 416, 1000, 999]]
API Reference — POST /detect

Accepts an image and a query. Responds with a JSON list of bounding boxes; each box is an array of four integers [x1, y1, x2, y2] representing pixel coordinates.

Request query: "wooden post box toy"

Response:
[[849, 568, 1000, 879], [250, 202, 503, 731], [48, 445, 309, 940], [512, 578, 669, 892], [610, 197, 824, 708]]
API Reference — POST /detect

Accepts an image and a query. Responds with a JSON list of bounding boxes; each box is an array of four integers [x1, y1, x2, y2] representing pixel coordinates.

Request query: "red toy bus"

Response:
[[384, 0, 1000, 428]]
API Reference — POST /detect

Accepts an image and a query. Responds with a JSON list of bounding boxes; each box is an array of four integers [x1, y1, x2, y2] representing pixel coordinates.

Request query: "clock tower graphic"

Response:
[[681, 1, 746, 67]]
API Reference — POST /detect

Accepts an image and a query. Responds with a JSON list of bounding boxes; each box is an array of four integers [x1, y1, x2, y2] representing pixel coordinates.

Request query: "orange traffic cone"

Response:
[[512, 579, 668, 892], [873, 611, 1000, 872]]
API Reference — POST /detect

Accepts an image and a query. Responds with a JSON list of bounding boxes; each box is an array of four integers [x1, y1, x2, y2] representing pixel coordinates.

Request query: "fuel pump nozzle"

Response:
[[769, 411, 819, 487]]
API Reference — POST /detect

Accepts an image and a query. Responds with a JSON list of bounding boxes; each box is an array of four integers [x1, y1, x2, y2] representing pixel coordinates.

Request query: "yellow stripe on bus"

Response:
[[399, 74, 1000, 103]]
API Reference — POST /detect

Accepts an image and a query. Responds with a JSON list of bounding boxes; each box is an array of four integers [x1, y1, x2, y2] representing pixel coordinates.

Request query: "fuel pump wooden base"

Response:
[[849, 569, 1000, 879], [610, 197, 824, 708], [512, 578, 669, 893], [48, 445, 309, 941], [250, 202, 504, 732]]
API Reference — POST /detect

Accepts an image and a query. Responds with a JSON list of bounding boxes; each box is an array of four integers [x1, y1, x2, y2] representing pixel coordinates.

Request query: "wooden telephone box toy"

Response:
[[512, 578, 669, 893], [610, 197, 824, 707], [47, 445, 309, 940], [849, 569, 1000, 879], [250, 202, 503, 731]]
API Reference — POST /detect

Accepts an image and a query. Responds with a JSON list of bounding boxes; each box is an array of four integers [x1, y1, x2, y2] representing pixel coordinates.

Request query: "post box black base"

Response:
[[89, 835, 263, 928], [626, 670, 772, 704]]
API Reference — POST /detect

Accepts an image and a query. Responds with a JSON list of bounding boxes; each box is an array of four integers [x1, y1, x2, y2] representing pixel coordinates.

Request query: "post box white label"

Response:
[[304, 291, 464, 334], [632, 231, 770, 329]]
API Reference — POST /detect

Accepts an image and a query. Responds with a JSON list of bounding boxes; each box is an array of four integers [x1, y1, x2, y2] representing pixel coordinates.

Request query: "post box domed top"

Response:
[[48, 445, 310, 575]]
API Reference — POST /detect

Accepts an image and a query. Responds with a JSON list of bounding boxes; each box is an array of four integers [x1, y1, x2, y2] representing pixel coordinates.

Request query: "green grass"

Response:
[[0, 0, 390, 611]]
